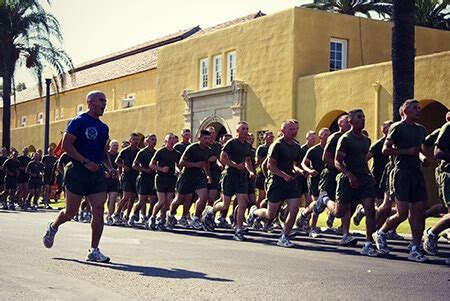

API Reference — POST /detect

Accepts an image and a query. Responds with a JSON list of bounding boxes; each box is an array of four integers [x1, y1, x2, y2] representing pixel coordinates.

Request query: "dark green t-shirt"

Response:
[[209, 141, 222, 172], [3, 158, 20, 177], [436, 122, 450, 172], [174, 142, 190, 156], [369, 137, 388, 182], [27, 161, 44, 180], [42, 155, 57, 175], [268, 138, 302, 177], [117, 146, 139, 177], [424, 128, 440, 148], [386, 121, 426, 170], [336, 131, 371, 175], [305, 144, 325, 174], [152, 147, 181, 176], [323, 131, 343, 171], [181, 142, 211, 176], [222, 138, 252, 174], [134, 148, 156, 178]]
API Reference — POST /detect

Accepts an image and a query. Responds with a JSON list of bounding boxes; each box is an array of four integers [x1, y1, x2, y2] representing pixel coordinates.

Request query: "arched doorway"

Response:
[[419, 100, 448, 207], [196, 115, 231, 142], [205, 122, 227, 141], [316, 110, 347, 134]]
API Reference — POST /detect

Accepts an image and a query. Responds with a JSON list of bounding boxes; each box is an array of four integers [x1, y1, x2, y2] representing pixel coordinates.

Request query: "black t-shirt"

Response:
[[424, 128, 440, 148], [268, 138, 302, 177], [3, 158, 20, 177], [134, 148, 156, 178], [42, 155, 58, 175], [181, 142, 211, 176], [108, 152, 119, 170], [436, 122, 450, 172], [305, 144, 325, 174], [387, 121, 426, 170], [27, 161, 44, 180], [17, 155, 31, 174], [369, 137, 389, 182], [222, 138, 252, 175], [152, 147, 181, 176], [0, 156, 7, 178], [209, 141, 222, 173], [337, 131, 371, 175], [174, 142, 190, 156], [117, 146, 139, 177], [324, 131, 343, 172]]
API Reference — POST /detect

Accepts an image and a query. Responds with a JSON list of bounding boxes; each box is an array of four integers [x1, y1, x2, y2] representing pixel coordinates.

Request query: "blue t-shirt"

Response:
[[65, 113, 109, 164]]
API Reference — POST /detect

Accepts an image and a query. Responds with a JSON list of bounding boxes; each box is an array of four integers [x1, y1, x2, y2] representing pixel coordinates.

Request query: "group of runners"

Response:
[[5, 90, 445, 264]]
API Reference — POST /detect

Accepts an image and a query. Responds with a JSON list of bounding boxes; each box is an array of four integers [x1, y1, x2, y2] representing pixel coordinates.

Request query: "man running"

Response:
[[204, 121, 254, 241], [168, 130, 212, 229], [300, 127, 330, 237], [149, 133, 181, 230], [174, 128, 192, 226], [248, 120, 302, 247], [373, 99, 429, 262], [25, 152, 44, 210], [43, 91, 112, 262], [114, 133, 140, 225], [130, 134, 158, 227], [255, 131, 274, 208], [17, 147, 31, 208], [105, 140, 121, 225], [42, 147, 58, 209], [0, 147, 9, 207], [206, 126, 222, 208], [1, 150, 20, 210]]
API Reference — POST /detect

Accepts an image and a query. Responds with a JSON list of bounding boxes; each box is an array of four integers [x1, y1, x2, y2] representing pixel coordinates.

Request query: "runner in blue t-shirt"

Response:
[[43, 91, 115, 263]]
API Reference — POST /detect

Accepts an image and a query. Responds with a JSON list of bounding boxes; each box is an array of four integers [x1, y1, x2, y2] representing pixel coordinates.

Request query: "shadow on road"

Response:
[[52, 257, 233, 282]]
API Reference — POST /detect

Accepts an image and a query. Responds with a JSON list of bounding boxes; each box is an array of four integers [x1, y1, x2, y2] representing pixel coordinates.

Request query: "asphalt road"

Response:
[[0, 209, 449, 300]]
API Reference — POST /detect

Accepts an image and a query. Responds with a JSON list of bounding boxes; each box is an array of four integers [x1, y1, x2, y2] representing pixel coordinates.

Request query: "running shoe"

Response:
[[309, 227, 321, 238], [167, 215, 177, 229], [296, 212, 309, 232], [86, 248, 110, 263], [340, 233, 358, 247], [423, 228, 438, 256], [217, 216, 231, 229], [277, 234, 294, 248], [408, 246, 428, 263], [105, 216, 114, 226], [353, 205, 365, 226], [85, 212, 92, 224], [233, 229, 245, 241], [179, 216, 189, 227], [149, 216, 157, 230], [1, 203, 8, 210], [190, 217, 203, 230], [360, 242, 378, 257], [253, 219, 263, 230], [386, 230, 404, 240], [156, 221, 166, 231], [246, 205, 258, 227], [128, 215, 138, 227], [372, 231, 390, 255], [43, 222, 58, 248], [8, 203, 15, 210], [112, 214, 122, 226], [326, 212, 335, 229]]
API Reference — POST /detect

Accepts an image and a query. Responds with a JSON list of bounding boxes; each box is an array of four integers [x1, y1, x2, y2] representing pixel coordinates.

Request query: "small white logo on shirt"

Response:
[[85, 127, 98, 140]]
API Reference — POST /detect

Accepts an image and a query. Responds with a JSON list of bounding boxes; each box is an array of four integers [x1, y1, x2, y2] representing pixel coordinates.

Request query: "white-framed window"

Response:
[[199, 58, 208, 90], [76, 104, 84, 115], [54, 109, 59, 121], [227, 51, 236, 84], [21, 116, 27, 127], [37, 112, 44, 124], [213, 55, 222, 88], [330, 38, 348, 71]]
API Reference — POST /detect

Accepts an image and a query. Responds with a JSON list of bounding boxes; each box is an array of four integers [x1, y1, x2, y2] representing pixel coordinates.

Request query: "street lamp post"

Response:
[[44, 67, 53, 155]]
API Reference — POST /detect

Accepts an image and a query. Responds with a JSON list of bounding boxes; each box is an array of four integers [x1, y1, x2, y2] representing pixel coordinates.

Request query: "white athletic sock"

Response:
[[428, 229, 437, 236]]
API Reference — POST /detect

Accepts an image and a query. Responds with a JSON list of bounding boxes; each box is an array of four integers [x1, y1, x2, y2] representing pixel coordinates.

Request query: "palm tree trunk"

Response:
[[2, 60, 13, 153], [392, 0, 416, 121]]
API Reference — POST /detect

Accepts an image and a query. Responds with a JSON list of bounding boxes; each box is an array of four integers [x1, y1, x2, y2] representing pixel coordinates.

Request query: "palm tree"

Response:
[[391, 0, 415, 121], [301, 0, 392, 18], [0, 0, 73, 152], [414, 0, 449, 30]]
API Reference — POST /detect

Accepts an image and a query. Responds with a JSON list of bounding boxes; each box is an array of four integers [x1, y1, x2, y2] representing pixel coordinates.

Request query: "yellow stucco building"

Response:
[[1, 7, 449, 201]]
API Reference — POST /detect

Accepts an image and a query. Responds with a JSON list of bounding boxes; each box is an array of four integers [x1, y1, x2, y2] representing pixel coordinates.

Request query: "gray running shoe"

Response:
[[386, 230, 404, 240], [217, 216, 231, 229], [340, 234, 358, 247], [277, 234, 294, 248], [8, 203, 15, 210], [423, 228, 438, 256], [408, 246, 428, 263], [43, 222, 58, 248], [85, 212, 92, 223], [190, 217, 203, 230], [179, 216, 189, 227], [156, 221, 166, 231], [1, 203, 8, 210], [309, 227, 321, 238], [167, 215, 177, 229], [128, 214, 138, 227], [372, 231, 390, 255], [233, 229, 245, 241], [105, 216, 114, 226], [112, 214, 122, 226], [86, 248, 110, 263], [246, 205, 258, 227], [361, 243, 378, 257], [353, 205, 365, 226], [326, 212, 335, 229], [149, 216, 157, 230], [296, 212, 309, 232]]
